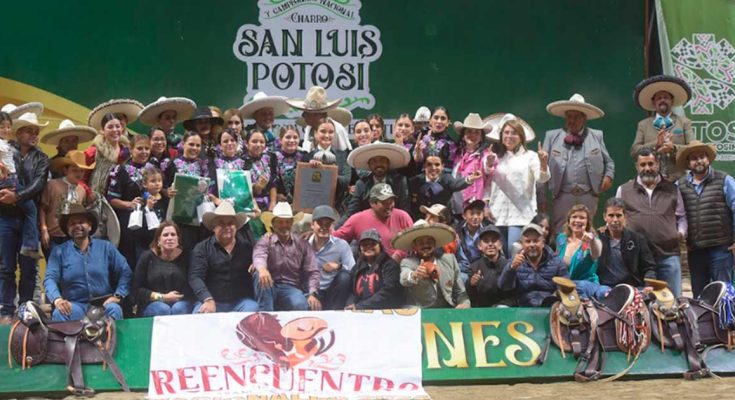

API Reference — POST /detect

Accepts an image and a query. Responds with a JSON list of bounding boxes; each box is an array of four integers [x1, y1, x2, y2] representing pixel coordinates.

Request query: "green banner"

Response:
[[658, 0, 735, 173]]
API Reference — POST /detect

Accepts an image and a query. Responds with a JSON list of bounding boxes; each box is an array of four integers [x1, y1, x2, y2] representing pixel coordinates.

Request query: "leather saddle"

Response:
[[688, 281, 735, 348], [7, 301, 129, 396], [548, 277, 650, 382], [647, 278, 710, 379]]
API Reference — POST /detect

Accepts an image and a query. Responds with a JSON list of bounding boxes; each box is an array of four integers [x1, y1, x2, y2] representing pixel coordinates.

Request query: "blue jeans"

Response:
[[0, 215, 37, 316], [575, 280, 611, 301], [499, 226, 523, 257], [52, 301, 123, 321], [317, 269, 352, 310], [17, 199, 38, 253], [143, 300, 192, 316], [656, 255, 682, 297], [688, 245, 734, 298], [254, 271, 309, 311], [191, 298, 258, 314]]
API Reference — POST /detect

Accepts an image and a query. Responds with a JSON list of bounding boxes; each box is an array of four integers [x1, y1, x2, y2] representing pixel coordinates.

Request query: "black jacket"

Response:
[[345, 172, 410, 217], [0, 145, 49, 217], [189, 235, 255, 303], [598, 228, 657, 287], [408, 173, 470, 220], [467, 255, 516, 307], [347, 251, 405, 309]]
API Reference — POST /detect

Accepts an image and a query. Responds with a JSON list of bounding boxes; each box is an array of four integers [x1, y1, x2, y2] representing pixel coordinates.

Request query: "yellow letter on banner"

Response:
[[505, 321, 541, 366], [423, 322, 469, 369], [470, 321, 507, 367]]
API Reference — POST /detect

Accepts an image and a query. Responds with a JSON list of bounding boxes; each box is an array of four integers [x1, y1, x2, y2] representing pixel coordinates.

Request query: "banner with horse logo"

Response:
[[147, 310, 427, 399]]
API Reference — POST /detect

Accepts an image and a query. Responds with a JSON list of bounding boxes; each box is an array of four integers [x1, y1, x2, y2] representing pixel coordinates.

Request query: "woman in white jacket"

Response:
[[486, 113, 550, 254]]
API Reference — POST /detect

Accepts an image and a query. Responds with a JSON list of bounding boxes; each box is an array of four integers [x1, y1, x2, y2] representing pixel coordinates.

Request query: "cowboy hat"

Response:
[[50, 150, 96, 173], [239, 92, 290, 119], [183, 107, 225, 131], [40, 119, 96, 146], [419, 203, 447, 218], [634, 75, 692, 111], [260, 202, 306, 232], [453, 113, 491, 135], [392, 222, 456, 251], [286, 86, 341, 112], [59, 203, 98, 237], [546, 94, 605, 120], [295, 107, 352, 127], [485, 113, 536, 142], [1, 102, 44, 120], [88, 99, 144, 131], [676, 140, 717, 170], [138, 96, 197, 127], [414, 106, 430, 123], [202, 202, 250, 231], [346, 141, 410, 170], [11, 112, 48, 137]]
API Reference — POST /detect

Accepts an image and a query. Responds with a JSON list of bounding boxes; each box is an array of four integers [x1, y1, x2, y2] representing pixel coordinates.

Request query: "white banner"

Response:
[[148, 310, 428, 399]]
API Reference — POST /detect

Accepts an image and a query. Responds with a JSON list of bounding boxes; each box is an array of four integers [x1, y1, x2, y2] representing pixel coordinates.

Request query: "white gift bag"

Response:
[[145, 208, 161, 230], [127, 205, 143, 231], [196, 197, 216, 224]]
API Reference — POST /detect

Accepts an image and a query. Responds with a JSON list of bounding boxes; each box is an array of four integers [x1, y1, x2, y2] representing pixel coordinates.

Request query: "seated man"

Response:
[[189, 202, 258, 313], [499, 223, 568, 306], [396, 222, 470, 309], [253, 202, 320, 311], [408, 155, 479, 221], [467, 224, 515, 307], [308, 205, 355, 310], [598, 198, 657, 288], [455, 199, 490, 282], [44, 204, 132, 321]]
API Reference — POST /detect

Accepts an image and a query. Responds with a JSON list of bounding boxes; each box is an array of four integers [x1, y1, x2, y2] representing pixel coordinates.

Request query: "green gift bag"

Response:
[[217, 169, 255, 213], [166, 174, 211, 226]]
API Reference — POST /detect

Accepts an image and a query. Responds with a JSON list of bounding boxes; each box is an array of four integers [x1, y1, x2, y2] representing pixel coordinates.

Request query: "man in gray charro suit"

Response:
[[541, 94, 615, 233]]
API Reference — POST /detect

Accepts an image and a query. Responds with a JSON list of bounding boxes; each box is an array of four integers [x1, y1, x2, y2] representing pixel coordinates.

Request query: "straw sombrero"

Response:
[[453, 113, 491, 135], [391, 222, 456, 251], [286, 86, 341, 112], [1, 102, 44, 120], [676, 140, 716, 170], [88, 99, 144, 130], [296, 107, 352, 127], [634, 75, 692, 111], [485, 113, 536, 142], [11, 112, 48, 137], [138, 96, 197, 127], [50, 150, 96, 173], [346, 141, 410, 170], [41, 119, 96, 146], [260, 202, 305, 233], [239, 92, 290, 119], [202, 202, 250, 231], [546, 94, 605, 120]]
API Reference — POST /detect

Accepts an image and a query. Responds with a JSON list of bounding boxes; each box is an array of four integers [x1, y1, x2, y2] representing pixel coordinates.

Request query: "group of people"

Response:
[[0, 74, 732, 322]]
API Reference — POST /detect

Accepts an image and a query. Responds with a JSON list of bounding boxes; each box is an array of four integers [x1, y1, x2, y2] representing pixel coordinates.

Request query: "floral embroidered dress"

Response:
[[417, 129, 458, 172], [273, 149, 305, 204], [556, 233, 599, 283], [161, 156, 212, 193], [243, 152, 274, 210]]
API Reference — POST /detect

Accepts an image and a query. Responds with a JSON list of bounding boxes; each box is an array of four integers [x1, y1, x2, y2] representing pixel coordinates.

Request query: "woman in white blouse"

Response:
[[486, 113, 550, 254]]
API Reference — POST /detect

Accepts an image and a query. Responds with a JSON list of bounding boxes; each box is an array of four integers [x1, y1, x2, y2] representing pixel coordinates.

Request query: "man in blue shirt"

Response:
[[308, 205, 355, 310], [44, 204, 132, 321], [676, 141, 735, 296]]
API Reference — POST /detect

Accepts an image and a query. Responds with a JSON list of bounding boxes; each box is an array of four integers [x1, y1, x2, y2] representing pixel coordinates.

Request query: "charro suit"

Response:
[[630, 114, 694, 181]]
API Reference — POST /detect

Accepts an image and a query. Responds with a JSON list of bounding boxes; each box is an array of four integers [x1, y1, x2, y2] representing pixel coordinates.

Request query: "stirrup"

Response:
[[683, 368, 710, 380], [68, 385, 95, 397]]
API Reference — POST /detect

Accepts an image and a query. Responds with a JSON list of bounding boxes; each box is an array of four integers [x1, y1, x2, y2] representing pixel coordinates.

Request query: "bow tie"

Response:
[[564, 132, 585, 147], [313, 149, 336, 164], [653, 115, 674, 131]]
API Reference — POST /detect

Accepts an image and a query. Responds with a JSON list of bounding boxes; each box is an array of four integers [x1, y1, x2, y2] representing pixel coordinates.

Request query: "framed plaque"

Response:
[[293, 162, 338, 213]]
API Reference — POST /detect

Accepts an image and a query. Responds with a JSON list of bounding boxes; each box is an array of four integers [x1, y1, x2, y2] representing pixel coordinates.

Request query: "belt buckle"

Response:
[[571, 187, 586, 196]]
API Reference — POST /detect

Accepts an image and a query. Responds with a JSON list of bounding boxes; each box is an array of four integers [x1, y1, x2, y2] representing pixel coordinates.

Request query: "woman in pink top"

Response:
[[450, 113, 494, 215]]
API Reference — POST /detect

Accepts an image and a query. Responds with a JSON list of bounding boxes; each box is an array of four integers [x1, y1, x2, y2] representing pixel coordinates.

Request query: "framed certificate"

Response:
[[293, 162, 338, 213]]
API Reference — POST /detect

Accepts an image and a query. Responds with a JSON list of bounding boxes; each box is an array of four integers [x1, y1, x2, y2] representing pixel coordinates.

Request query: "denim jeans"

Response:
[[317, 269, 352, 310], [0, 215, 37, 316], [688, 245, 734, 298], [499, 226, 523, 257], [574, 280, 611, 301], [191, 298, 258, 314], [254, 271, 309, 311], [143, 300, 192, 316], [655, 255, 682, 297], [51, 301, 123, 321], [18, 199, 38, 253]]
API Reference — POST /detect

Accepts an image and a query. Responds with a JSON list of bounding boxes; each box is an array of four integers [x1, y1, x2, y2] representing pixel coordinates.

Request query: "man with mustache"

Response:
[[597, 198, 657, 288], [499, 223, 568, 306], [396, 222, 470, 309], [43, 204, 131, 321], [676, 141, 735, 297], [631, 75, 694, 181], [616, 148, 688, 295]]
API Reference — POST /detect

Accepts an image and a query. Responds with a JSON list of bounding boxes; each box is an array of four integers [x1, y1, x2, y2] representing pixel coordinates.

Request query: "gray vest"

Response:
[[678, 170, 733, 249]]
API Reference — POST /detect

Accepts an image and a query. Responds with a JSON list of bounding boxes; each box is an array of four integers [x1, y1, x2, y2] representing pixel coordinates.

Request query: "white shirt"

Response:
[[487, 147, 550, 226], [0, 138, 16, 174], [302, 118, 352, 153]]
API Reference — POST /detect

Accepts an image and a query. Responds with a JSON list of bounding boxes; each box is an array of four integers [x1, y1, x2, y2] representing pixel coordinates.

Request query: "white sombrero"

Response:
[[296, 107, 352, 127], [634, 75, 692, 111], [202, 202, 250, 231], [546, 94, 605, 120], [347, 141, 411, 170], [1, 102, 44, 120], [391, 222, 456, 251], [286, 86, 341, 112], [41, 119, 97, 146], [11, 112, 48, 137], [239, 91, 290, 119], [485, 113, 536, 142], [138, 96, 197, 127], [88, 99, 144, 130], [453, 113, 491, 135]]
